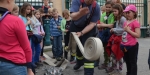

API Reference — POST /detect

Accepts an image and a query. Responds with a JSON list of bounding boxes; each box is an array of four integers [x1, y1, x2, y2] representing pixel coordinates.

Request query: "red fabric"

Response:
[[0, 14, 32, 64], [106, 34, 124, 60], [97, 20, 100, 24]]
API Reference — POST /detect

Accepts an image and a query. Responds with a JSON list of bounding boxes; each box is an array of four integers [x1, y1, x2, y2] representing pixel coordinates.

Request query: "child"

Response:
[[121, 4, 140, 75], [61, 9, 76, 63], [106, 3, 126, 75], [97, 1, 115, 72], [50, 8, 63, 61], [0, 0, 33, 75], [19, 2, 33, 39], [12, 4, 19, 16], [42, 0, 50, 19], [48, 8, 53, 19], [31, 10, 45, 66]]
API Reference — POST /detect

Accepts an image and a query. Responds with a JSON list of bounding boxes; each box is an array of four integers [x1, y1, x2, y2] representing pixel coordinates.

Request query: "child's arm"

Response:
[[31, 17, 41, 28], [98, 23, 114, 28], [113, 17, 126, 34], [124, 21, 141, 38], [61, 19, 66, 32]]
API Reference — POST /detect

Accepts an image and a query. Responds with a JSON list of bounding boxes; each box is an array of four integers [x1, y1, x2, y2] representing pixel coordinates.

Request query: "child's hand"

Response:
[[57, 26, 61, 29], [50, 36, 53, 40], [65, 30, 68, 32], [27, 17, 30, 21], [27, 20, 31, 25], [110, 28, 114, 33], [124, 25, 131, 32]]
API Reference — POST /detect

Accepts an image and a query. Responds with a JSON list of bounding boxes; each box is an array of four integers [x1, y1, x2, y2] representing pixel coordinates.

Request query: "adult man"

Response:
[[70, 0, 100, 75]]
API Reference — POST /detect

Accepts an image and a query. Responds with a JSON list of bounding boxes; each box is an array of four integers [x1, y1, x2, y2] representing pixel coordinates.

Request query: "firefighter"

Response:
[[69, 0, 100, 75]]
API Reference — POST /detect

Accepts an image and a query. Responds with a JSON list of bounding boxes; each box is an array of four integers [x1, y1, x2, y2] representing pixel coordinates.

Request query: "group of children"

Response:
[[97, 1, 140, 75], [11, 0, 76, 67], [11, 0, 140, 75]]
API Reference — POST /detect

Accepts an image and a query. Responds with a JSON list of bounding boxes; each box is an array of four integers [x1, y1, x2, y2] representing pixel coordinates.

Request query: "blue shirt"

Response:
[[70, 0, 100, 27], [19, 15, 32, 31], [50, 16, 62, 36]]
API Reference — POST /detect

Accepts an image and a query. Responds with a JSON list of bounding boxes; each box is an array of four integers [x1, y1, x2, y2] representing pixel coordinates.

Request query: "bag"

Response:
[[32, 34, 43, 43], [27, 30, 33, 36]]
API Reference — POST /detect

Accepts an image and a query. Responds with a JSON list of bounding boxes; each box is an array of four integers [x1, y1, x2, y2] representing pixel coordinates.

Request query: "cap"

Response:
[[123, 4, 137, 12]]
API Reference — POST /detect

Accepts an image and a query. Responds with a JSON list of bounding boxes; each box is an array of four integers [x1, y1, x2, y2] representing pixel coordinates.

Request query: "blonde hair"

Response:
[[52, 8, 58, 13], [62, 9, 70, 17], [13, 4, 19, 11], [48, 8, 53, 13]]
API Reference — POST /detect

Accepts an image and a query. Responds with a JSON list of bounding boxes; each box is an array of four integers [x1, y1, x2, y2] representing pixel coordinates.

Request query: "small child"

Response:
[[12, 4, 19, 16], [121, 4, 140, 75], [106, 3, 126, 75], [31, 10, 45, 66], [61, 9, 76, 63], [50, 8, 63, 61], [97, 1, 115, 72], [48, 8, 53, 19]]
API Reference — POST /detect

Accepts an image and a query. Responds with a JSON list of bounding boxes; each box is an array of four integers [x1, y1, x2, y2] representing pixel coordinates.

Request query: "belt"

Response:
[[68, 32, 104, 61]]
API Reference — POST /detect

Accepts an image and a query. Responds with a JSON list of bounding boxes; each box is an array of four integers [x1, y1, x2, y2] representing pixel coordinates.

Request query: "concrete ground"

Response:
[[36, 38, 150, 75]]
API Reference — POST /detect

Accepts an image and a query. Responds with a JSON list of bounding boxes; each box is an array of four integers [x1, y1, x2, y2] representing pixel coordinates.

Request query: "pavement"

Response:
[[36, 38, 150, 75]]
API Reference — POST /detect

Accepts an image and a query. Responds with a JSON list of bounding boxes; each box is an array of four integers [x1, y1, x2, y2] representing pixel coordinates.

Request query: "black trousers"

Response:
[[123, 43, 139, 75]]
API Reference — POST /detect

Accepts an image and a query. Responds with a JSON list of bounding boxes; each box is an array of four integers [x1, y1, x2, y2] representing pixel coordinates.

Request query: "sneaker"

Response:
[[98, 64, 107, 70], [56, 57, 62, 61], [106, 67, 114, 73], [108, 69, 117, 75]]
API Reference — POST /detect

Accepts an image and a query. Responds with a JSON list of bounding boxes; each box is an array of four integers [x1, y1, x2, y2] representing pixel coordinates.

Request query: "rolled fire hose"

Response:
[[68, 32, 104, 61]]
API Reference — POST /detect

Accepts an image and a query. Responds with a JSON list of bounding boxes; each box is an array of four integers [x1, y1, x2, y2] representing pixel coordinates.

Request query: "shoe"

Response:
[[70, 59, 76, 64], [73, 63, 83, 70], [108, 69, 117, 75], [73, 59, 84, 70], [106, 67, 114, 73], [98, 64, 107, 70], [52, 56, 56, 59], [70, 55, 75, 62], [56, 57, 62, 61]]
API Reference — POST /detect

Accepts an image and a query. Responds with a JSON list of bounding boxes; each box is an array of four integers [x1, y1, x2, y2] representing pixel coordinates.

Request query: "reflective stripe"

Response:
[[65, 46, 69, 51], [76, 56, 84, 60], [84, 66, 94, 68], [84, 63, 94, 66], [71, 53, 76, 56], [84, 63, 94, 68]]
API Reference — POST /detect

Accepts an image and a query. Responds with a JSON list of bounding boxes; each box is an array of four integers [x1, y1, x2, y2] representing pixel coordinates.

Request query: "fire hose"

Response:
[[68, 32, 104, 61]]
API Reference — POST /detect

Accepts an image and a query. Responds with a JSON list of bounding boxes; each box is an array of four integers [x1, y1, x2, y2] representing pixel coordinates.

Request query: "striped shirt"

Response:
[[50, 16, 62, 36]]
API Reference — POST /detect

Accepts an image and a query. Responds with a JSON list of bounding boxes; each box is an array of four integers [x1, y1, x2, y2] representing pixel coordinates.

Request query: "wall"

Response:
[[51, 0, 65, 16]]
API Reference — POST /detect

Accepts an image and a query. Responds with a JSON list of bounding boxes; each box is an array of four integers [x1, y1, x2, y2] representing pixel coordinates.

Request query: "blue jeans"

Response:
[[52, 36, 63, 57], [0, 61, 27, 75], [31, 40, 41, 64]]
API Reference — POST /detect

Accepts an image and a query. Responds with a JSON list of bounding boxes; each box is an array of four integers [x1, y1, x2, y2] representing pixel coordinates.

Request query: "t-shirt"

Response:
[[65, 20, 71, 30], [70, 0, 100, 27], [121, 20, 140, 46]]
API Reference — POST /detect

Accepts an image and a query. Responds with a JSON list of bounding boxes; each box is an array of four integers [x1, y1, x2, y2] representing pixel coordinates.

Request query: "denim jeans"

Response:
[[0, 61, 27, 75], [52, 35, 63, 57], [123, 43, 139, 75], [31, 40, 41, 64]]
